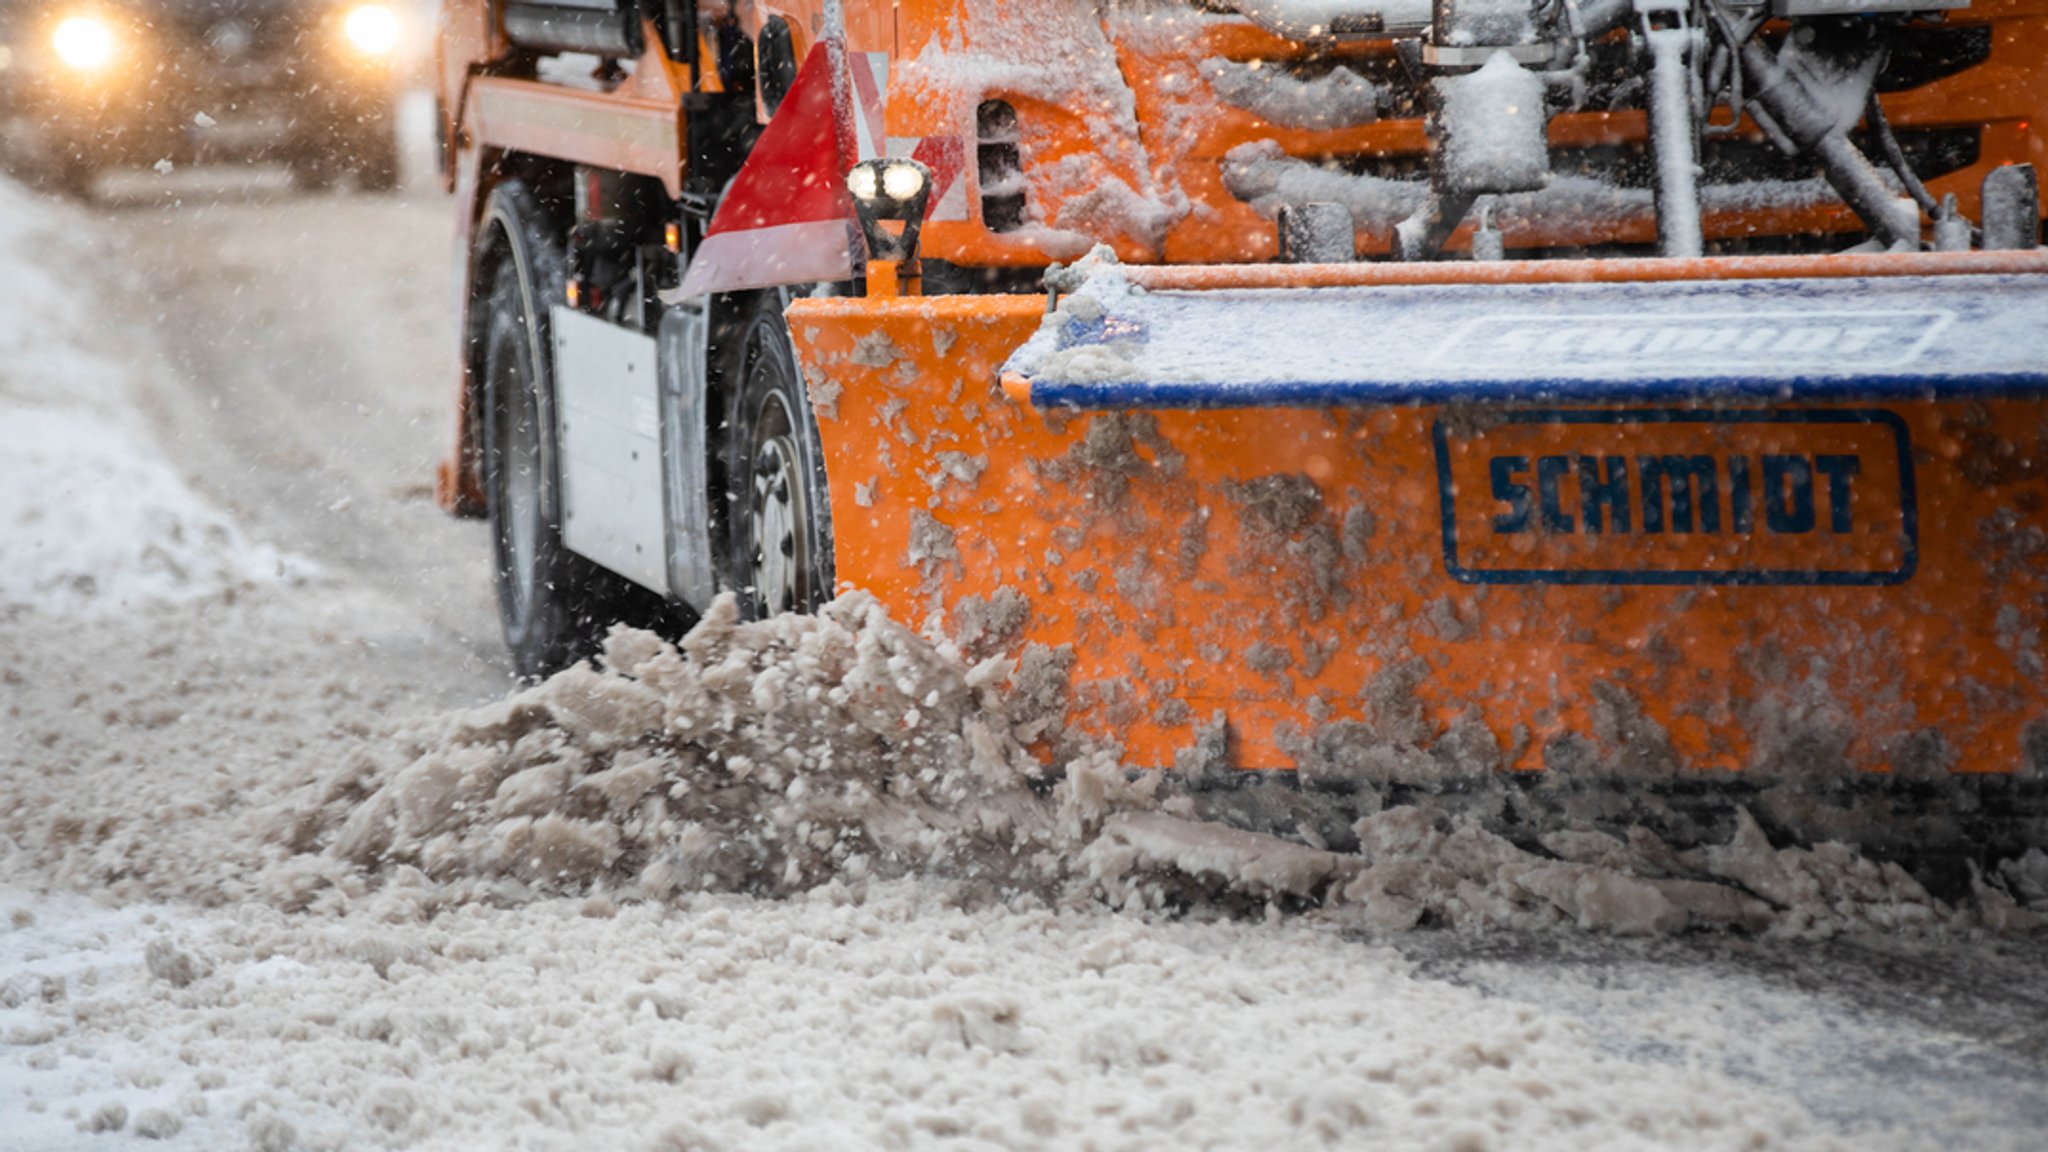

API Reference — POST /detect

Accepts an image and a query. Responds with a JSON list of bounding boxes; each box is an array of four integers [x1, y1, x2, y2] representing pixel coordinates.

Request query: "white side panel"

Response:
[[552, 306, 669, 595]]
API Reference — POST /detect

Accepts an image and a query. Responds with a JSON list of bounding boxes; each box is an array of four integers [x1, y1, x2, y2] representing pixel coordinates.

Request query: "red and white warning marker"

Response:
[[678, 44, 965, 297]]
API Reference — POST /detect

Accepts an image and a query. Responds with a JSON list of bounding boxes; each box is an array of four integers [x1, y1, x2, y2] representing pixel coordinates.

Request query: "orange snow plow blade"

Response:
[[788, 254, 2048, 804]]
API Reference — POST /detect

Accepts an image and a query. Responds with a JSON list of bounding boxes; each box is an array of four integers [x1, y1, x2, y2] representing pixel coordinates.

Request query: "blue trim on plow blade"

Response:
[[1026, 371, 2048, 410]]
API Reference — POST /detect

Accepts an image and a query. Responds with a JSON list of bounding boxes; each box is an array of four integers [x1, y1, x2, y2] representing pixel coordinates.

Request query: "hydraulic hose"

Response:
[[1865, 91, 1941, 221], [1737, 36, 1916, 248]]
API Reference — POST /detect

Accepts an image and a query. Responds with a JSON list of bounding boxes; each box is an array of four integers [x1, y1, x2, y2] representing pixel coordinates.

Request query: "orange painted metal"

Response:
[[790, 293, 2048, 777], [891, 0, 2048, 267], [465, 26, 690, 197]]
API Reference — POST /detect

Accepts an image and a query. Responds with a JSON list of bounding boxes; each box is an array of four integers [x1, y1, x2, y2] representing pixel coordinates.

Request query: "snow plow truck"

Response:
[[435, 0, 2048, 867]]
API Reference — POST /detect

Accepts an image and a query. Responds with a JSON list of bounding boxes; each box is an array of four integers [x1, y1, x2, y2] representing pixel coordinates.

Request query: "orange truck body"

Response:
[[437, 0, 2048, 844]]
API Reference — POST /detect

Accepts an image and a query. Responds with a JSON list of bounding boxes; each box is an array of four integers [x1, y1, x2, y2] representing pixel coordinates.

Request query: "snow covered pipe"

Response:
[[1639, 0, 1703, 258]]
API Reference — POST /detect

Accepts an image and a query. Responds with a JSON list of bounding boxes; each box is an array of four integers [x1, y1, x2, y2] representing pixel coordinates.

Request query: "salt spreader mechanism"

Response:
[[436, 0, 2048, 859]]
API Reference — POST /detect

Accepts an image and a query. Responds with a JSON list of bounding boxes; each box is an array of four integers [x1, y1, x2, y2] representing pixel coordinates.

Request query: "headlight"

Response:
[[880, 162, 928, 202], [846, 160, 930, 213], [343, 4, 399, 55], [52, 16, 116, 71], [845, 159, 934, 267]]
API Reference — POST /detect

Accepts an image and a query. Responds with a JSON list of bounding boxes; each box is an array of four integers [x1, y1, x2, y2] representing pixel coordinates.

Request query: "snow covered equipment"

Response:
[[436, 0, 2048, 862]]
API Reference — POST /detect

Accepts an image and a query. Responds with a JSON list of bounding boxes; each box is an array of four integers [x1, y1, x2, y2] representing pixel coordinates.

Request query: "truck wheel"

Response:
[[726, 302, 834, 618], [479, 183, 615, 675]]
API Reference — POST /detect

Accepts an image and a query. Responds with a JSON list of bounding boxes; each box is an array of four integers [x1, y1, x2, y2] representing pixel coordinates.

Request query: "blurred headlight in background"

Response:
[[343, 4, 400, 55], [52, 16, 116, 71]]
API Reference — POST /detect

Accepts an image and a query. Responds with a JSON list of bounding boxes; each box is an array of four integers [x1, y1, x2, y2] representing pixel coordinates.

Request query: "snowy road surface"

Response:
[[2, 162, 2046, 1151]]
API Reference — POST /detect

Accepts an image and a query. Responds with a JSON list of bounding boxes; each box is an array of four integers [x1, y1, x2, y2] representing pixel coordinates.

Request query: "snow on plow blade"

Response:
[[1003, 254, 2048, 409], [787, 252, 2048, 853]]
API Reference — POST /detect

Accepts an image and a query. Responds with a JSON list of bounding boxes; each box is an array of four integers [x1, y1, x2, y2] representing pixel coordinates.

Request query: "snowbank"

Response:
[[0, 178, 305, 612]]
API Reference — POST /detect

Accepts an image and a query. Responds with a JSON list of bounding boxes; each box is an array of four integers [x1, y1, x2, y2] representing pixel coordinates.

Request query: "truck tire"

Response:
[[479, 181, 619, 675], [725, 300, 834, 618]]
